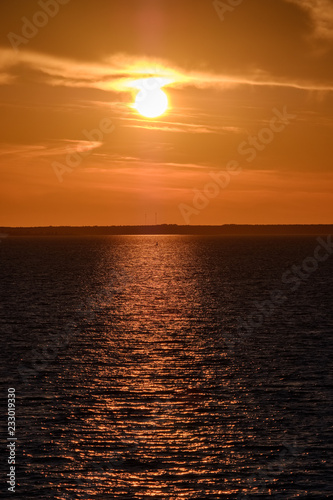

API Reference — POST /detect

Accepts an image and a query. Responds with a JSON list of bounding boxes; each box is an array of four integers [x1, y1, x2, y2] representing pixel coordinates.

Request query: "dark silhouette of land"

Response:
[[0, 225, 332, 237]]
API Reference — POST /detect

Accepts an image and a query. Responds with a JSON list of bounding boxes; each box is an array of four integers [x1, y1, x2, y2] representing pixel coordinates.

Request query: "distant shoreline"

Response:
[[0, 225, 332, 237]]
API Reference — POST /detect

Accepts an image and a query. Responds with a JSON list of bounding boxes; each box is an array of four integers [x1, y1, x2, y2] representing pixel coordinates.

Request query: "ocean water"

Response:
[[0, 235, 332, 499]]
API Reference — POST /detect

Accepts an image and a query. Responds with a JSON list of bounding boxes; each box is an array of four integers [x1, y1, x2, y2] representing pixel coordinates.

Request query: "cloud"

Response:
[[0, 73, 14, 84], [123, 120, 243, 135], [285, 0, 333, 40], [1, 48, 332, 98], [0, 140, 102, 161]]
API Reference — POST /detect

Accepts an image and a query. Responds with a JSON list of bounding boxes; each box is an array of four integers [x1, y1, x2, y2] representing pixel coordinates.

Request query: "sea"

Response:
[[0, 235, 332, 499]]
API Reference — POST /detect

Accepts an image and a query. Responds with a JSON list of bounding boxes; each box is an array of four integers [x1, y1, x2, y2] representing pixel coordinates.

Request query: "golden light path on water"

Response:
[[59, 236, 244, 497]]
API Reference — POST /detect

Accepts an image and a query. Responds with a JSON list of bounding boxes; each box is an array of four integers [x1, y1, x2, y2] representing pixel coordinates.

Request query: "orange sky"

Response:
[[0, 0, 332, 226]]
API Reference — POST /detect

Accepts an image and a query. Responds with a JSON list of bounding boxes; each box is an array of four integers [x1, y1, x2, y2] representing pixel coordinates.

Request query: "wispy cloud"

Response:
[[285, 0, 333, 41], [0, 140, 102, 161], [123, 120, 243, 135], [0, 48, 332, 97], [0, 72, 14, 85]]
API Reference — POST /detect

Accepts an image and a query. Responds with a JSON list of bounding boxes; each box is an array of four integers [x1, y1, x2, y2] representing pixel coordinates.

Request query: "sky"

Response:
[[0, 0, 332, 226]]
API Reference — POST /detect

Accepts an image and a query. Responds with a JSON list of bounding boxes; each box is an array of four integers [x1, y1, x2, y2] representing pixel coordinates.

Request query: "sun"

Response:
[[134, 88, 168, 118]]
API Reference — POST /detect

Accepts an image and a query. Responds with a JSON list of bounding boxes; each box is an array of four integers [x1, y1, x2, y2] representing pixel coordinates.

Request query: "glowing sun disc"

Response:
[[134, 88, 168, 118]]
